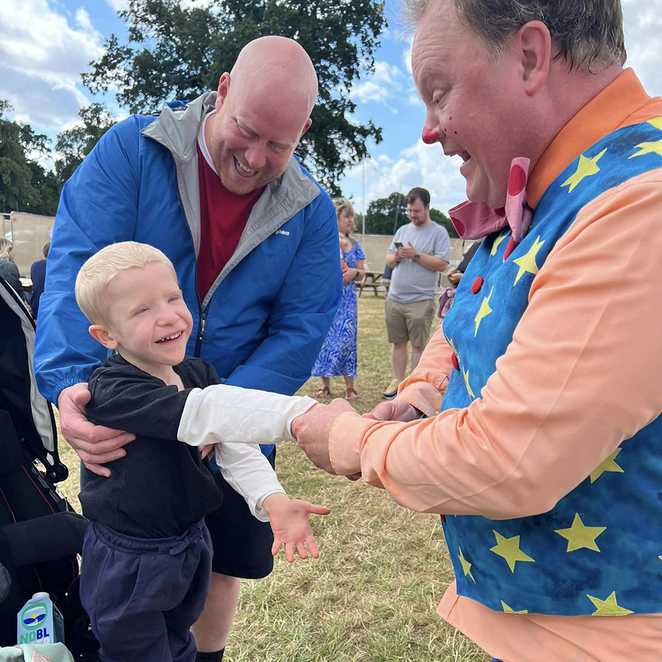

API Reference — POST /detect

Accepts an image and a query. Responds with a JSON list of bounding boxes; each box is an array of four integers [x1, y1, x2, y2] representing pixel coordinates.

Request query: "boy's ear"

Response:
[[88, 324, 118, 350]]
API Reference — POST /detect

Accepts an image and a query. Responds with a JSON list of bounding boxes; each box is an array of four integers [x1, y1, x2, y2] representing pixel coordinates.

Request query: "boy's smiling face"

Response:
[[90, 261, 192, 379]]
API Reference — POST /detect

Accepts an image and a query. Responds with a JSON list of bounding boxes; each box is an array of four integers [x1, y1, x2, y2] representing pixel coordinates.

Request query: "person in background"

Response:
[[311, 198, 366, 399], [0, 238, 26, 302], [382, 187, 449, 398], [447, 241, 479, 288], [29, 242, 49, 319], [438, 240, 480, 319]]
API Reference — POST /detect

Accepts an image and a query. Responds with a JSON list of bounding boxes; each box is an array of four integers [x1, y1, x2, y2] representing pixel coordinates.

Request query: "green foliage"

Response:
[[0, 100, 59, 215], [364, 192, 457, 237], [82, 0, 387, 194], [54, 104, 116, 184], [364, 191, 406, 235]]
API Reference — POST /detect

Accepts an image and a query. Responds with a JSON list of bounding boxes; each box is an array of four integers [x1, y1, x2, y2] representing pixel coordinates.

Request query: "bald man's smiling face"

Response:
[[206, 72, 312, 195]]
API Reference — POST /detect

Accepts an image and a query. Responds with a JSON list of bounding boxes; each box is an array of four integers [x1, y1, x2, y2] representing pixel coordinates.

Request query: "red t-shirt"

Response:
[[195, 143, 264, 302]]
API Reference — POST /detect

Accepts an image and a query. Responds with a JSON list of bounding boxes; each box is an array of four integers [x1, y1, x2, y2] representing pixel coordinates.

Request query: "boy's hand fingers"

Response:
[[285, 542, 295, 563], [307, 538, 320, 559], [305, 503, 331, 516], [296, 542, 309, 560]]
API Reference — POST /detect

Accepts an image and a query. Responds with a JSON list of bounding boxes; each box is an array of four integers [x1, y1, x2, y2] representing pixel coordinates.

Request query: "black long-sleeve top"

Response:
[[80, 354, 223, 538]]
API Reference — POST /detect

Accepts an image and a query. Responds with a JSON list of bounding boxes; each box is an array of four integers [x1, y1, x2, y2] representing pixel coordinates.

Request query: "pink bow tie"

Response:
[[448, 157, 532, 244]]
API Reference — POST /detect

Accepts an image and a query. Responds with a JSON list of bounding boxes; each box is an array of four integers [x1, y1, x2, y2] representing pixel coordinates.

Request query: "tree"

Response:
[[364, 192, 406, 235], [364, 191, 457, 237], [82, 0, 387, 195], [0, 100, 59, 215], [54, 104, 116, 185]]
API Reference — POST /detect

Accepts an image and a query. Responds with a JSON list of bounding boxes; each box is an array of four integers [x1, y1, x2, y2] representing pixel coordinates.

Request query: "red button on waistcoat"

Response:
[[503, 237, 518, 261], [471, 276, 484, 294], [451, 353, 460, 370]]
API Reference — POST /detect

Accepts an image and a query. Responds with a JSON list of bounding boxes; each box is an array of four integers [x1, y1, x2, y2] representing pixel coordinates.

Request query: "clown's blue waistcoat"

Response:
[[441, 118, 662, 616]]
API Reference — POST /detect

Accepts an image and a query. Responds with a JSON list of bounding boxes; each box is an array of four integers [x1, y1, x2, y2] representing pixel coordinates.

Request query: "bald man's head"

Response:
[[231, 36, 318, 116], [205, 36, 318, 194]]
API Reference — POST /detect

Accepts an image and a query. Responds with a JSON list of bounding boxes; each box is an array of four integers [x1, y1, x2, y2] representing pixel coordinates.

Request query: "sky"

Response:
[[2, 0, 662, 215]]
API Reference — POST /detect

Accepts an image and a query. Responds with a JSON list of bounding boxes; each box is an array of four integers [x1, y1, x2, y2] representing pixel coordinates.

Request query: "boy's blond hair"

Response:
[[75, 241, 176, 323]]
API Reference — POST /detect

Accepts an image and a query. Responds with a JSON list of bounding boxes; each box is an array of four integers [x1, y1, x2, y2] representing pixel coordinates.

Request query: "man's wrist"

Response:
[[413, 253, 421, 262]]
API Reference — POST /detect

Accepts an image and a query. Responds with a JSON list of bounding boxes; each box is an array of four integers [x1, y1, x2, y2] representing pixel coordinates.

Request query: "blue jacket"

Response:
[[34, 93, 342, 455]]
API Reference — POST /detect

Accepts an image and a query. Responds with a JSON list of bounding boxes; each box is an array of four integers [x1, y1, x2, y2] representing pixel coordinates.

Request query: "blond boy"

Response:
[[75, 242, 326, 662]]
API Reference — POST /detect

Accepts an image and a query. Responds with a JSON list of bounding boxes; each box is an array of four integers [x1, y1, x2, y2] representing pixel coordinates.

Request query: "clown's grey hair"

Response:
[[405, 0, 626, 71]]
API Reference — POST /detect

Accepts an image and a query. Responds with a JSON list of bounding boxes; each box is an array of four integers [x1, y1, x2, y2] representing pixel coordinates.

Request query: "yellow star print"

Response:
[[648, 116, 662, 130], [512, 235, 544, 286], [490, 530, 535, 573], [474, 286, 494, 336], [555, 513, 607, 552], [500, 600, 528, 614], [458, 547, 476, 583], [491, 232, 508, 257], [561, 148, 608, 193], [462, 368, 475, 399], [590, 448, 624, 484], [586, 591, 634, 616], [629, 139, 662, 160]]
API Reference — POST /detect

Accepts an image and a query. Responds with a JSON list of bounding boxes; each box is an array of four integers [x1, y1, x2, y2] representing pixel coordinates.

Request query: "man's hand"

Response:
[[366, 397, 421, 422], [448, 271, 462, 286], [58, 383, 135, 477], [291, 399, 357, 474], [397, 244, 418, 260], [263, 493, 331, 562]]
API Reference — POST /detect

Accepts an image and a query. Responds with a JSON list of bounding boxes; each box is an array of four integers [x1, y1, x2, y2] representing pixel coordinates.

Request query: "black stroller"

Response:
[[0, 276, 97, 658]]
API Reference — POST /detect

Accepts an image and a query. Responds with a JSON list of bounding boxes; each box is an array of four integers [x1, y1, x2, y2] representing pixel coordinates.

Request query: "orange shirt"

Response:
[[328, 69, 662, 661]]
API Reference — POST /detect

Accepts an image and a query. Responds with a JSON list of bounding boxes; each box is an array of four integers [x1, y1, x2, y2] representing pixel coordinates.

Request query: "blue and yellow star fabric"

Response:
[[440, 118, 662, 616]]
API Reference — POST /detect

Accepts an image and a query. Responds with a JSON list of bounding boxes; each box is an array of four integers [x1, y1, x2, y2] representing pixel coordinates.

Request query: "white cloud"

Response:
[[350, 60, 405, 105], [622, 0, 662, 94], [340, 140, 466, 216], [0, 0, 104, 130]]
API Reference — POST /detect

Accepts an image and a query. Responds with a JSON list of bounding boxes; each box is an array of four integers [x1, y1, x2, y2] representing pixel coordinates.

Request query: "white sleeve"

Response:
[[177, 384, 317, 447], [215, 443, 285, 522]]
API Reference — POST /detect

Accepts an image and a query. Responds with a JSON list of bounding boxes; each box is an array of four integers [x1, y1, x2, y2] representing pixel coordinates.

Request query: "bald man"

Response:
[[35, 36, 342, 662]]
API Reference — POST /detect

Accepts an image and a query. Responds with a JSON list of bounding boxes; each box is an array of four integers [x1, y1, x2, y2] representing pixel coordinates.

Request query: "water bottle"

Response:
[[17, 591, 65, 645]]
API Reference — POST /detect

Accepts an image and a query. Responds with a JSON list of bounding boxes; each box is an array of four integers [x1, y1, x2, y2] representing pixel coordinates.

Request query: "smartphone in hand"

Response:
[[394, 241, 403, 249]]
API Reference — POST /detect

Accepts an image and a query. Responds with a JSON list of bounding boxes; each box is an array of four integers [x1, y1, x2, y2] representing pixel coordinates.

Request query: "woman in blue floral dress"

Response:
[[311, 199, 366, 399]]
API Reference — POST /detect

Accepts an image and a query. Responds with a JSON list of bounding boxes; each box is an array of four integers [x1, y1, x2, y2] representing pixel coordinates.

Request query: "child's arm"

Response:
[[216, 443, 330, 562], [178, 384, 317, 446]]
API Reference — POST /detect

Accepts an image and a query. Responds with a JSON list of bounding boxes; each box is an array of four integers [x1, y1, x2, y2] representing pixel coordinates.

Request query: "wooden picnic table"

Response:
[[357, 270, 389, 297]]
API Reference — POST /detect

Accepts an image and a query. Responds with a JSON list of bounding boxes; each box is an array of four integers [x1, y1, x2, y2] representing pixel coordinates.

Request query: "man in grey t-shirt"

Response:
[[383, 187, 449, 398]]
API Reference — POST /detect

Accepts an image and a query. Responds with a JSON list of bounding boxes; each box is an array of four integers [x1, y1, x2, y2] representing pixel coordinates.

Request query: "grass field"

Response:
[[56, 294, 488, 662]]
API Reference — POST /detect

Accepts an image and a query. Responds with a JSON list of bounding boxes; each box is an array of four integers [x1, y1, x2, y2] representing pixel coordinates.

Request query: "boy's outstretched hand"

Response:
[[263, 493, 330, 563]]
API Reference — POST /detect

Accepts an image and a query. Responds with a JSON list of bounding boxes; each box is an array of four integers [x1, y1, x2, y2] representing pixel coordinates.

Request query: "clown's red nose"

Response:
[[422, 128, 441, 144]]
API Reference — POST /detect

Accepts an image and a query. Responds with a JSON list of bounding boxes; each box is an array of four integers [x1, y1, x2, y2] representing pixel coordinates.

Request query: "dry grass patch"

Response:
[[55, 294, 488, 661]]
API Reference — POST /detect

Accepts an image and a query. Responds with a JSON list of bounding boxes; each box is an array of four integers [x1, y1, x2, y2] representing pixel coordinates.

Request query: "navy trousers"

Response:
[[80, 520, 212, 662]]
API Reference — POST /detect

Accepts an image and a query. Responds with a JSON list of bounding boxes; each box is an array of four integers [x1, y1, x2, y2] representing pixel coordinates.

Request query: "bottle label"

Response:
[[18, 599, 52, 644]]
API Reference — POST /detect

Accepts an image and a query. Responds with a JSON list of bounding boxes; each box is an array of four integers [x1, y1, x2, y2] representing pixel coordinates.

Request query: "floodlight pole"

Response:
[[362, 158, 367, 237]]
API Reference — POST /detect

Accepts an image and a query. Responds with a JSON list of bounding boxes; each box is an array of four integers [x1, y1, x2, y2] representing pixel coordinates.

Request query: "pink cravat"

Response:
[[448, 157, 532, 245]]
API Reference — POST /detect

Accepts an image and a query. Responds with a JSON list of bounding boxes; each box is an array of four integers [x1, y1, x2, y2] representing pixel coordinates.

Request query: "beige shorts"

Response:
[[384, 298, 435, 347]]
